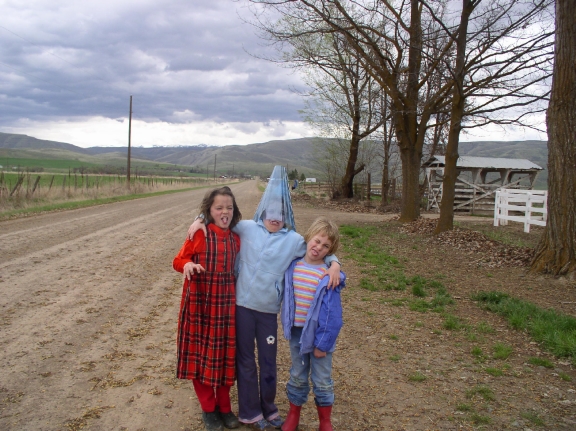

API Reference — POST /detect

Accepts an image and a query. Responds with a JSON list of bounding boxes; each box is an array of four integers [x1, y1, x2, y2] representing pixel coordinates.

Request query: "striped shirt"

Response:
[[293, 259, 327, 326]]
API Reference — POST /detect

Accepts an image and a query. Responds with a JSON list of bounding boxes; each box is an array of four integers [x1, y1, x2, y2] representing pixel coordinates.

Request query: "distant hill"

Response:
[[0, 132, 548, 186]]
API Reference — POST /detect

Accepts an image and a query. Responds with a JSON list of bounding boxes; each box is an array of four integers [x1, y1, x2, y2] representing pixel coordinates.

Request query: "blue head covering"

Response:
[[253, 165, 296, 231]]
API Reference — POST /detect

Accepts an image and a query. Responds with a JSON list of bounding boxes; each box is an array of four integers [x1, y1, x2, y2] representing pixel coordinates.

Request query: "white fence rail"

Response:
[[494, 189, 548, 233]]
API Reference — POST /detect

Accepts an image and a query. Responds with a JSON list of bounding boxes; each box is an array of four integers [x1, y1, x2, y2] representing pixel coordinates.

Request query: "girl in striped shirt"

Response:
[[280, 217, 346, 431]]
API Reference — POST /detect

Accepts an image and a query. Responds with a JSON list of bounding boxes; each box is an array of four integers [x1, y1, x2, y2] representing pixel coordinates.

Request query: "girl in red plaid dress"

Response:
[[173, 187, 242, 431]]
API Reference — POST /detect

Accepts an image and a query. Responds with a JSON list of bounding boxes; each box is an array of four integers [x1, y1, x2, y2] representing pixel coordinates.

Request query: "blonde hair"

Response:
[[304, 217, 340, 255]]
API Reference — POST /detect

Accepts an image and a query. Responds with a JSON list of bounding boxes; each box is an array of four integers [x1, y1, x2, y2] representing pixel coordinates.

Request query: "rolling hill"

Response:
[[0, 132, 548, 186]]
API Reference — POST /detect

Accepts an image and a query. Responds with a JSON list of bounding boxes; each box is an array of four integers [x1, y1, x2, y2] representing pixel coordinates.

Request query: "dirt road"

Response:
[[4, 180, 575, 431], [0, 181, 388, 431]]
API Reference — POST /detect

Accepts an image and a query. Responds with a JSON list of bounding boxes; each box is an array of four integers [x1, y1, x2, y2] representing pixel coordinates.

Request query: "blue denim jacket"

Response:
[[281, 258, 346, 355]]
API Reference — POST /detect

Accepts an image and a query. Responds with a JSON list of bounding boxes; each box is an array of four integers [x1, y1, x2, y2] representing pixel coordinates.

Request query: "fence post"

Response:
[[525, 193, 532, 233], [494, 190, 500, 226]]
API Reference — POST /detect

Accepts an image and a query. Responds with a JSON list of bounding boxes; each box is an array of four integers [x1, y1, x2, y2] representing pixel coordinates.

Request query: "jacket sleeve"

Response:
[[172, 232, 205, 273], [314, 286, 343, 352]]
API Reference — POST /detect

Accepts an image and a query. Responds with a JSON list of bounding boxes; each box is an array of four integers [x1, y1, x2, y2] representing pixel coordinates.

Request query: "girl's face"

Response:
[[210, 195, 234, 230], [305, 233, 332, 265], [263, 218, 283, 233]]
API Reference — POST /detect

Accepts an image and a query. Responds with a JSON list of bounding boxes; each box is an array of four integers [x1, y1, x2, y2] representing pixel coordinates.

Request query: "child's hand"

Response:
[[188, 218, 207, 240], [183, 262, 205, 280], [313, 347, 327, 358], [326, 262, 341, 289]]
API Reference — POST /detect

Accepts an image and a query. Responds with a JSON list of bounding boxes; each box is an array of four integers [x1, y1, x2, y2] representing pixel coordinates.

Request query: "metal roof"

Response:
[[424, 156, 543, 170]]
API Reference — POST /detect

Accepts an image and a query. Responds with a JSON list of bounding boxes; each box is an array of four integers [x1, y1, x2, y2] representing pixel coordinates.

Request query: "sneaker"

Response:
[[245, 418, 275, 430], [217, 408, 240, 429], [202, 411, 224, 431], [267, 416, 284, 429]]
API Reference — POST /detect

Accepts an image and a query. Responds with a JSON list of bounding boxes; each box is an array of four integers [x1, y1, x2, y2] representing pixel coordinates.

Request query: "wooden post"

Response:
[[367, 173, 371, 204], [31, 175, 41, 194], [127, 95, 133, 189]]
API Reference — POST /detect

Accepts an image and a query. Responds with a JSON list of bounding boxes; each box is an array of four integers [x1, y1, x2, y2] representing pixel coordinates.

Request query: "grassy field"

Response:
[[0, 169, 231, 217]]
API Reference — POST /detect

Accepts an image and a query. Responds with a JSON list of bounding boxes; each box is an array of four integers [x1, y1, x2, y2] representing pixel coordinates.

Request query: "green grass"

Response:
[[471, 346, 486, 362], [527, 357, 554, 368], [409, 372, 427, 382], [472, 291, 576, 363], [455, 403, 472, 412], [470, 413, 491, 425], [389, 354, 401, 362], [476, 321, 495, 334], [485, 367, 504, 377], [340, 225, 411, 292], [466, 385, 495, 401], [521, 410, 545, 426], [559, 372, 572, 381], [493, 343, 513, 360], [0, 186, 203, 221], [443, 313, 466, 331]]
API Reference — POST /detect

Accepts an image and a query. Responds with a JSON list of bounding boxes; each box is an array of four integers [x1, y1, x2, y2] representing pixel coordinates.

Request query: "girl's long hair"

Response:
[[199, 186, 242, 229]]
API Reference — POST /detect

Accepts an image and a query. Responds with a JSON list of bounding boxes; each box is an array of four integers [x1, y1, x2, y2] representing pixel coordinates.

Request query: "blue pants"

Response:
[[236, 306, 280, 423], [286, 326, 334, 407]]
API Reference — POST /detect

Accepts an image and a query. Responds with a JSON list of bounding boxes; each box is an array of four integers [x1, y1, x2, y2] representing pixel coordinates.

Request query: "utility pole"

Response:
[[127, 95, 132, 189], [213, 154, 217, 180]]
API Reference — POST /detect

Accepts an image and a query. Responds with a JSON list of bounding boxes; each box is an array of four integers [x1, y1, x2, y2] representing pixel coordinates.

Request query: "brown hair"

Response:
[[199, 186, 242, 229], [304, 216, 340, 255]]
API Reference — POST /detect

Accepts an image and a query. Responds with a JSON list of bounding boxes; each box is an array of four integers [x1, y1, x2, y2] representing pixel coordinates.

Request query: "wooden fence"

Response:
[[493, 189, 547, 233], [298, 182, 391, 199]]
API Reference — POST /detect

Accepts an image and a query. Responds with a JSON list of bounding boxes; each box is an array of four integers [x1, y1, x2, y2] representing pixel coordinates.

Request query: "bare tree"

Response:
[[432, 0, 553, 233], [256, 16, 385, 198], [248, 0, 553, 225], [530, 0, 576, 276]]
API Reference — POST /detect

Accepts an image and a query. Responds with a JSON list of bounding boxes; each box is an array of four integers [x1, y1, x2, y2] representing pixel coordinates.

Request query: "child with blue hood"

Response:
[[188, 166, 341, 430]]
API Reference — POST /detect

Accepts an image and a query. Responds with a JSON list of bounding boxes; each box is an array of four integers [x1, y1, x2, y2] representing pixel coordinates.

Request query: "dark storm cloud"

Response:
[[0, 0, 305, 127]]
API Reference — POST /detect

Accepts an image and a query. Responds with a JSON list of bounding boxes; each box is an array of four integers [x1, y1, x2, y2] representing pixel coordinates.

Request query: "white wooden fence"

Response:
[[493, 189, 548, 233]]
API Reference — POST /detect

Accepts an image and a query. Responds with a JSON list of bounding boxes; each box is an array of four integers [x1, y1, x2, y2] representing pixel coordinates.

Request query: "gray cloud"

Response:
[[0, 0, 306, 127]]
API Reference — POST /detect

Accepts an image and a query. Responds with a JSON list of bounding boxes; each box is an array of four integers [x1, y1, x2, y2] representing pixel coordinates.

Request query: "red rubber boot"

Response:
[[281, 402, 302, 431], [316, 405, 333, 431]]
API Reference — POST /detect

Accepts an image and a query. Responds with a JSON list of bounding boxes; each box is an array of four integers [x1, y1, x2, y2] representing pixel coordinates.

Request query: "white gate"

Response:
[[493, 189, 547, 233]]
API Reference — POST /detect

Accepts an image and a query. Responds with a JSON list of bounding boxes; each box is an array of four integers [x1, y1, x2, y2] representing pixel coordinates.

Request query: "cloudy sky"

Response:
[[0, 0, 547, 148]]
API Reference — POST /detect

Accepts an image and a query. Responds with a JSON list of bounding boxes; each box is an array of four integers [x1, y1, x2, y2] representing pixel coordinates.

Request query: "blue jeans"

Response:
[[286, 326, 334, 407]]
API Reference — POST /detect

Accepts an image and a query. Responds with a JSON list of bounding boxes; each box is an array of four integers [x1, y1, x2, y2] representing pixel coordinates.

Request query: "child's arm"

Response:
[[187, 217, 208, 240], [313, 347, 327, 358], [325, 261, 341, 289], [173, 234, 206, 280]]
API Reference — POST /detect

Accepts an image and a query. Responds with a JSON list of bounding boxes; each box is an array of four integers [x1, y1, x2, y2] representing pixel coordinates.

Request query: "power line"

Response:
[[0, 24, 77, 68]]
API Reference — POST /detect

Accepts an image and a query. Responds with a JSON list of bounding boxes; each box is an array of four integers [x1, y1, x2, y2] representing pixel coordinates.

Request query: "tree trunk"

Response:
[[435, 0, 475, 234], [399, 145, 422, 222], [340, 135, 363, 198], [530, 0, 576, 276], [380, 139, 391, 208]]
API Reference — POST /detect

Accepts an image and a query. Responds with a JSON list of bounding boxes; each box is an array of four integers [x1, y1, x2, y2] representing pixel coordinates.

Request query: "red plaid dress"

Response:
[[173, 224, 240, 386]]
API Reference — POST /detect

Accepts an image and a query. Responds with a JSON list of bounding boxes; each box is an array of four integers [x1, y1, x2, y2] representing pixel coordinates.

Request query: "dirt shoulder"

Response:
[[1, 182, 575, 430]]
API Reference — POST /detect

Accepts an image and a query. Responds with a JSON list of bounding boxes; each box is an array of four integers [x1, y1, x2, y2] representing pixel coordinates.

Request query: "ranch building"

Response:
[[422, 156, 543, 214]]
